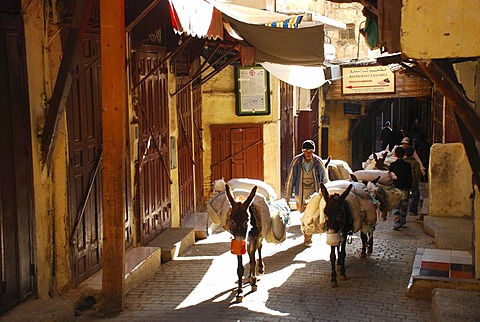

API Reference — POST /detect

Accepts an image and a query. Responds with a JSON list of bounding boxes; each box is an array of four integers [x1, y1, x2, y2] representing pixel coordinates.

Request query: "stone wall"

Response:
[[428, 143, 473, 217]]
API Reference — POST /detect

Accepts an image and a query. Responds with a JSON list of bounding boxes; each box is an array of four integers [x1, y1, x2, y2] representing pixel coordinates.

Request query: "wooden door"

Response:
[[280, 81, 294, 193], [134, 45, 171, 245], [177, 76, 195, 219], [211, 124, 263, 183], [432, 90, 444, 143], [67, 33, 103, 285], [444, 99, 461, 143], [0, 8, 36, 312]]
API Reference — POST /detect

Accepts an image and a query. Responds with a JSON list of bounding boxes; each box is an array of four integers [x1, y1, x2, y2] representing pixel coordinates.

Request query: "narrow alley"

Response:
[[78, 211, 435, 321]]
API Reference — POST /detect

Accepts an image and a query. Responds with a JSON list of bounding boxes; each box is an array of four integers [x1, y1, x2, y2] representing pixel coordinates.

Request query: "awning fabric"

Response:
[[168, 0, 224, 39], [261, 62, 327, 89], [223, 15, 324, 66], [207, 1, 294, 24], [169, 0, 324, 65]]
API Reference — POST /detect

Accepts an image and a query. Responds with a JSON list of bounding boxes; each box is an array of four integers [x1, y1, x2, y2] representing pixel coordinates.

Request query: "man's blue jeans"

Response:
[[409, 185, 420, 215], [394, 190, 409, 228]]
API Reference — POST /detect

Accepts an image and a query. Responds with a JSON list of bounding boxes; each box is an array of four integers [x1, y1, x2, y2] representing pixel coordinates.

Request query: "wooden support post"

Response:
[[100, 0, 126, 312], [417, 59, 480, 142], [40, 0, 94, 170]]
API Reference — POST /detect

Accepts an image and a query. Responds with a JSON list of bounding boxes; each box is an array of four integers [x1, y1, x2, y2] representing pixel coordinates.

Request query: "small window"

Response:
[[339, 23, 356, 40]]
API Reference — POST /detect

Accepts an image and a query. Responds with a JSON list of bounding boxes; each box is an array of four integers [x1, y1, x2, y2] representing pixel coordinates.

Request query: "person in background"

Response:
[[379, 121, 393, 150], [393, 137, 426, 177], [404, 146, 422, 217], [284, 139, 328, 246], [409, 118, 425, 147], [389, 146, 412, 230], [391, 123, 404, 147]]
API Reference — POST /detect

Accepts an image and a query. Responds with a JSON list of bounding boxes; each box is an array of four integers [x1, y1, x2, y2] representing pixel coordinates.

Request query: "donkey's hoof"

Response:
[[330, 281, 338, 288], [340, 275, 347, 281], [367, 247, 373, 254], [360, 252, 367, 259], [236, 295, 243, 303], [251, 285, 257, 292]]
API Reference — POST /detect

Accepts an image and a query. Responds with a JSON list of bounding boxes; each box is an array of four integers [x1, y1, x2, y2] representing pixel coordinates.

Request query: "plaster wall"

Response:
[[23, 0, 71, 297], [325, 102, 352, 165], [402, 0, 480, 59], [428, 143, 473, 217], [202, 65, 281, 199], [474, 184, 480, 278], [168, 63, 181, 228], [324, 2, 374, 61]]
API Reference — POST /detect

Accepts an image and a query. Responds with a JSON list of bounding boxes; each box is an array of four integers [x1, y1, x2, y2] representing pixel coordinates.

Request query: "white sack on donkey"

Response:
[[207, 178, 289, 244]]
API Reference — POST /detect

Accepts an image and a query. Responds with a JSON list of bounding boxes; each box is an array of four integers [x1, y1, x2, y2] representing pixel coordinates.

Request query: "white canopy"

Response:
[[261, 62, 327, 89]]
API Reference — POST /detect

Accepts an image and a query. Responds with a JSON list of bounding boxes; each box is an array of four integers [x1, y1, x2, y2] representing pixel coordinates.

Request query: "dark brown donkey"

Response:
[[225, 184, 264, 303], [320, 182, 353, 287]]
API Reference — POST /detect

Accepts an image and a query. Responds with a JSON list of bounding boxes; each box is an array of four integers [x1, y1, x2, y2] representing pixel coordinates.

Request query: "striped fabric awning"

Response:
[[263, 16, 303, 28]]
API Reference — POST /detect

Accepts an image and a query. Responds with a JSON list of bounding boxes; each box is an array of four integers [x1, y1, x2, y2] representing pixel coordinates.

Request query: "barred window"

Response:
[[339, 23, 356, 40]]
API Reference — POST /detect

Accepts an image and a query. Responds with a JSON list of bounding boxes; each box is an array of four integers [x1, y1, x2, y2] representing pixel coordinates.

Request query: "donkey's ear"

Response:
[[225, 184, 236, 206], [340, 184, 352, 201], [325, 156, 331, 167], [382, 151, 388, 159], [373, 153, 378, 161], [320, 182, 329, 198], [244, 186, 257, 207], [350, 174, 358, 182], [372, 176, 381, 185]]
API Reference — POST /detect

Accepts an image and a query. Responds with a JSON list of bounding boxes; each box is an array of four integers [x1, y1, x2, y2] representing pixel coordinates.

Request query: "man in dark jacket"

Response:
[[284, 140, 328, 246], [389, 146, 412, 230], [379, 121, 393, 150]]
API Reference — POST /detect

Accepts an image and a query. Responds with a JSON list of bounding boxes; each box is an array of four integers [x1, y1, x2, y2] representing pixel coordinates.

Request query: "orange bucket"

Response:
[[230, 240, 246, 255]]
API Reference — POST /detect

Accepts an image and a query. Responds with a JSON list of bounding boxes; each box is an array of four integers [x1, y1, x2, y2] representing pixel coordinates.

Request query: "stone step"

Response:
[[147, 227, 195, 262], [407, 248, 480, 300], [4, 246, 164, 321], [79, 246, 162, 293], [423, 216, 473, 250], [181, 212, 209, 240], [431, 288, 480, 322]]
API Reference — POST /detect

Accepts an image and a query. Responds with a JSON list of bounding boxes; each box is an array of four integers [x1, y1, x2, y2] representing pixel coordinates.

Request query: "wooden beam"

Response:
[[454, 112, 480, 189], [40, 0, 95, 170], [100, 0, 126, 312], [417, 59, 480, 142], [125, 0, 161, 33]]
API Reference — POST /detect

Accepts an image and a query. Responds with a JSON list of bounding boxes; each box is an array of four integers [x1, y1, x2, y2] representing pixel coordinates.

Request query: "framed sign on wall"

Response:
[[235, 66, 270, 116], [341, 65, 395, 95]]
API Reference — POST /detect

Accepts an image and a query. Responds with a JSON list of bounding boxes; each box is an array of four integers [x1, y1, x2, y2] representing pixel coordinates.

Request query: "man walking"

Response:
[[284, 140, 328, 246], [379, 121, 393, 150], [389, 146, 412, 230]]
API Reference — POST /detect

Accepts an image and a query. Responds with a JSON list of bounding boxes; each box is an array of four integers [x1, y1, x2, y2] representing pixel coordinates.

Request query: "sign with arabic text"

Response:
[[341, 65, 395, 94]]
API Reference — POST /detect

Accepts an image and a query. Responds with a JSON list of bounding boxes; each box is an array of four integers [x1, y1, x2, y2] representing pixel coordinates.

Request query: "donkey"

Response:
[[351, 173, 403, 221], [372, 151, 389, 170], [225, 184, 264, 302], [320, 182, 353, 287]]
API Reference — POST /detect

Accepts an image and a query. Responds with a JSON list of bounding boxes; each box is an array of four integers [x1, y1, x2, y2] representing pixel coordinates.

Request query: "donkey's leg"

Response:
[[339, 240, 347, 280], [257, 242, 265, 275], [236, 255, 244, 302], [248, 248, 257, 291], [330, 245, 338, 287], [367, 232, 374, 254], [360, 232, 368, 258]]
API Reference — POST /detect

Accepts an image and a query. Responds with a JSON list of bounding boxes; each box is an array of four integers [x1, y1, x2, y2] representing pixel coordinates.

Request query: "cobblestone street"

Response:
[[79, 211, 436, 321]]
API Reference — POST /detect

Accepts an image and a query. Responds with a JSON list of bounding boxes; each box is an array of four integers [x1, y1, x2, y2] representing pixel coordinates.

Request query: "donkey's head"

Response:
[[320, 183, 352, 237], [373, 152, 389, 170], [225, 184, 257, 241]]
